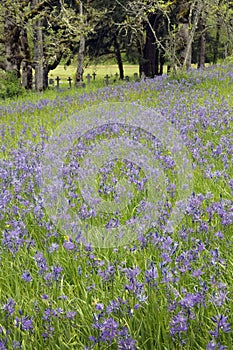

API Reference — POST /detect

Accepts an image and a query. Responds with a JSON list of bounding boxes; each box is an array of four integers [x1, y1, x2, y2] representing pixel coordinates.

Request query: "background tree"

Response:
[[0, 0, 94, 91], [0, 0, 233, 94], [31, 0, 44, 91], [51, 0, 106, 87], [0, 0, 25, 77], [116, 0, 184, 76], [29, 0, 79, 90], [75, 1, 85, 86], [21, 27, 33, 90], [85, 0, 129, 80], [197, 8, 207, 68]]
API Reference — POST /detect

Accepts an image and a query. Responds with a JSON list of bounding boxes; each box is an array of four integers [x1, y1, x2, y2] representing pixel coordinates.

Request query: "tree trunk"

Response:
[[176, 21, 192, 69], [21, 29, 33, 89], [4, 10, 22, 78], [76, 34, 85, 87], [142, 25, 159, 78], [113, 36, 124, 80], [76, 1, 85, 87], [213, 0, 224, 64], [34, 20, 44, 91], [43, 66, 49, 90], [213, 22, 221, 64], [44, 51, 63, 89], [32, 0, 44, 91], [137, 37, 144, 78], [159, 50, 165, 75], [176, 0, 203, 70], [197, 12, 206, 68]]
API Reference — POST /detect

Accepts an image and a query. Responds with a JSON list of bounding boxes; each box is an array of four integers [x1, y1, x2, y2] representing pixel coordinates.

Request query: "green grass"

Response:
[[51, 64, 139, 78], [49, 64, 140, 89], [0, 64, 233, 349]]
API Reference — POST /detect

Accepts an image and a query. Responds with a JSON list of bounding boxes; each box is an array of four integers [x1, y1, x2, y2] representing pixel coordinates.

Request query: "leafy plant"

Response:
[[0, 71, 24, 99]]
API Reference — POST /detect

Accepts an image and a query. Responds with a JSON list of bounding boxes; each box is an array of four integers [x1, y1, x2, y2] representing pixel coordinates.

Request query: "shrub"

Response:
[[0, 71, 24, 99]]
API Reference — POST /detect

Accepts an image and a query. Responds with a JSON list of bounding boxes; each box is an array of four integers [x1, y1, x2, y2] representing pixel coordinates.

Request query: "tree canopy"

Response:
[[0, 0, 232, 90]]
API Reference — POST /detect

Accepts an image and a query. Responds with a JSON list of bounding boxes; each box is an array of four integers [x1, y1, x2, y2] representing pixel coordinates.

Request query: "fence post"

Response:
[[134, 73, 139, 81], [141, 72, 146, 81], [86, 73, 92, 84], [49, 78, 54, 86], [56, 76, 60, 89], [104, 74, 110, 86], [67, 77, 72, 89]]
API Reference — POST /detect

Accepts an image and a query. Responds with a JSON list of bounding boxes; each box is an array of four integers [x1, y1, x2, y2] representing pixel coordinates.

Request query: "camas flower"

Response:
[[2, 298, 16, 317], [209, 314, 231, 338], [15, 315, 34, 331], [170, 311, 188, 337], [21, 271, 32, 282]]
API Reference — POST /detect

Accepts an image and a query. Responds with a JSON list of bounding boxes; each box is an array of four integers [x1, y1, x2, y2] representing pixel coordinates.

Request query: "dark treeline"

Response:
[[0, 0, 232, 91]]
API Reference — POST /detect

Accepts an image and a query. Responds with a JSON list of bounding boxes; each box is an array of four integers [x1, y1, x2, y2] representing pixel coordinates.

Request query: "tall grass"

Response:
[[0, 64, 233, 349]]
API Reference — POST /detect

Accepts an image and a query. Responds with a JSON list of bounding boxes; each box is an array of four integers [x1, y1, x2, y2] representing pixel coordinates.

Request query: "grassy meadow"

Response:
[[0, 64, 233, 349], [48, 64, 141, 90], [50, 64, 140, 79]]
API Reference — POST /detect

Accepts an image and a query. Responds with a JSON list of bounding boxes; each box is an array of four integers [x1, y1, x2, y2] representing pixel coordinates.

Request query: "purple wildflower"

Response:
[[66, 311, 77, 319], [52, 265, 63, 281], [206, 340, 227, 350], [48, 243, 59, 253], [209, 314, 231, 338], [63, 240, 74, 251], [179, 292, 205, 309], [170, 311, 188, 337], [33, 252, 48, 275], [98, 263, 115, 282], [118, 337, 137, 350], [13, 341, 22, 349], [15, 315, 34, 331], [95, 303, 104, 311], [92, 317, 119, 344], [145, 261, 158, 286], [21, 271, 32, 282], [118, 327, 137, 350], [0, 340, 7, 350], [2, 298, 16, 317]]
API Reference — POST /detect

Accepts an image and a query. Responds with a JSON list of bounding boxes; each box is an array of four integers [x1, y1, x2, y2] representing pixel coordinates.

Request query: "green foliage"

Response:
[[223, 55, 233, 64], [0, 71, 24, 99]]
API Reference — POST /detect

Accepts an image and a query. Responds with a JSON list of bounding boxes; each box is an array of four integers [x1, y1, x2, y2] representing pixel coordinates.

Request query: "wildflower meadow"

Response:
[[0, 64, 233, 349]]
